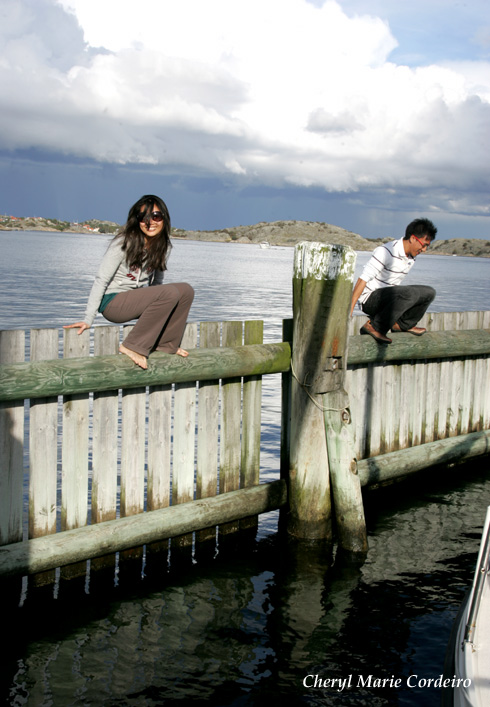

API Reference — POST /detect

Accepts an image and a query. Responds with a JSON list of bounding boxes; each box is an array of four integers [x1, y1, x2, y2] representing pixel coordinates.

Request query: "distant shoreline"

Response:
[[1, 217, 489, 257]]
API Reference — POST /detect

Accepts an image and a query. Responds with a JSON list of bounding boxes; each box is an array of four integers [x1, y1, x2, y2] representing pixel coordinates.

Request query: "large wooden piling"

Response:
[[288, 242, 367, 550]]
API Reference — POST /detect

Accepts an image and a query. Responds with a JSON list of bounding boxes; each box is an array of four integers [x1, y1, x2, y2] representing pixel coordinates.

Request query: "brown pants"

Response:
[[103, 283, 194, 357]]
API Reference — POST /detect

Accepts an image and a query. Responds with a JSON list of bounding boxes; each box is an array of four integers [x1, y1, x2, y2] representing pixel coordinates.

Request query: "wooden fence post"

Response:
[[288, 242, 366, 551]]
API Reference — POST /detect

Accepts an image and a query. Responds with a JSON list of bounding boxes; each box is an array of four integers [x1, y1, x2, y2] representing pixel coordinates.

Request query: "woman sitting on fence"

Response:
[[64, 195, 194, 370]]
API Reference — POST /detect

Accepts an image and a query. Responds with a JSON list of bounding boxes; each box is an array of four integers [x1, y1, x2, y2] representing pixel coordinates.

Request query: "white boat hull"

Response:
[[443, 507, 490, 707]]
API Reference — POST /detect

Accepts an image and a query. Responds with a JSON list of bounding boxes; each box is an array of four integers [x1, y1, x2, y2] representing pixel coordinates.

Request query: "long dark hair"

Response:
[[116, 195, 172, 272]]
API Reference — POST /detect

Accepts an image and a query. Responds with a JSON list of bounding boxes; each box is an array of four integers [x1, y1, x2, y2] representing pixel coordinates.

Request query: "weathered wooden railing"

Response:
[[348, 309, 490, 459], [1, 242, 489, 583], [0, 321, 290, 582]]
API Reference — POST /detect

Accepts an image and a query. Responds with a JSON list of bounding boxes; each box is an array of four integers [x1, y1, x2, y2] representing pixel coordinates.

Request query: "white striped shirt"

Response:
[[358, 238, 415, 305]]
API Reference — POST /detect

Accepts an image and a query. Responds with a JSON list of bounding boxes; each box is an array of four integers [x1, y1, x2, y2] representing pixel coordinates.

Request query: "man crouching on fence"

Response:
[[350, 218, 437, 344]]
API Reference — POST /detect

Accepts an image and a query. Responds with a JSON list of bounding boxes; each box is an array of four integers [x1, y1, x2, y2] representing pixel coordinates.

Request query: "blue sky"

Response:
[[0, 0, 489, 239]]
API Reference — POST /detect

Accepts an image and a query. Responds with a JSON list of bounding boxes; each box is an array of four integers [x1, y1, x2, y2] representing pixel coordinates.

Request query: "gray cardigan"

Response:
[[83, 239, 164, 326]]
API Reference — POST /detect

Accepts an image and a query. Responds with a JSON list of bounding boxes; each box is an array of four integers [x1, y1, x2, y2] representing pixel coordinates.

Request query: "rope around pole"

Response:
[[290, 360, 346, 413]]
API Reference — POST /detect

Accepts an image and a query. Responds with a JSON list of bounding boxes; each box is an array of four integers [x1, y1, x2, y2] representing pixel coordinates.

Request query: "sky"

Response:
[[0, 0, 489, 239]]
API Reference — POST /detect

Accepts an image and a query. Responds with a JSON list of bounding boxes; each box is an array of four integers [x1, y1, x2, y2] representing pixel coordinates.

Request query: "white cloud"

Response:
[[0, 0, 489, 219]]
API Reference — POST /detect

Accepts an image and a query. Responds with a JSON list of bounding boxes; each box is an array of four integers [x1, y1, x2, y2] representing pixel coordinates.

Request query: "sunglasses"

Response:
[[138, 211, 164, 223], [411, 234, 430, 250]]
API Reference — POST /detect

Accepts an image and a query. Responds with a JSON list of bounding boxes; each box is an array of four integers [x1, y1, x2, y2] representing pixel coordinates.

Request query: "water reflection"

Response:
[[3, 460, 488, 706]]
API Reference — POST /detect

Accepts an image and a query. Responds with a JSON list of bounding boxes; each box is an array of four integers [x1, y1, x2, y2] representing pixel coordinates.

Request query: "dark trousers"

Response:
[[361, 285, 436, 335], [103, 283, 194, 356]]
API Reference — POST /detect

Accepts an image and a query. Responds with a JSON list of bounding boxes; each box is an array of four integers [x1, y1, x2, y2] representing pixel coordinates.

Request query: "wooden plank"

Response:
[[392, 362, 402, 451], [425, 314, 445, 443], [120, 324, 146, 520], [0, 330, 25, 547], [61, 329, 90, 531], [358, 430, 490, 488], [462, 312, 479, 432], [424, 310, 435, 329], [61, 328, 90, 580], [280, 319, 293, 480], [29, 328, 59, 586], [460, 358, 473, 435], [435, 314, 451, 440], [380, 362, 400, 453], [354, 365, 369, 459], [0, 480, 288, 578], [195, 321, 220, 548], [442, 313, 458, 436], [410, 360, 426, 447], [240, 320, 263, 532], [145, 379, 172, 572], [397, 362, 412, 451], [471, 356, 484, 431], [241, 320, 263, 486], [445, 314, 463, 437], [483, 356, 490, 430], [451, 359, 464, 436], [471, 314, 490, 430], [219, 321, 242, 538], [91, 326, 120, 576], [120, 325, 146, 508], [466, 311, 476, 328], [147, 383, 172, 511], [366, 364, 383, 457], [171, 323, 198, 556], [435, 358, 449, 440], [119, 325, 146, 571], [422, 360, 436, 444], [92, 326, 119, 523], [345, 364, 369, 459], [347, 329, 490, 366], [0, 342, 291, 402]]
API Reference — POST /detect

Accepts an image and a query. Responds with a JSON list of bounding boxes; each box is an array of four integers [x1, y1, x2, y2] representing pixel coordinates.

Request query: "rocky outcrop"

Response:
[[428, 238, 490, 258], [173, 220, 383, 251], [174, 220, 490, 257], [0, 216, 119, 233], [2, 215, 488, 256]]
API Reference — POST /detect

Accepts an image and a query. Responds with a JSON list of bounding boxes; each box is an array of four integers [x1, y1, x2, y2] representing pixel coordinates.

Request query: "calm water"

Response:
[[1, 231, 490, 706], [2, 230, 490, 332]]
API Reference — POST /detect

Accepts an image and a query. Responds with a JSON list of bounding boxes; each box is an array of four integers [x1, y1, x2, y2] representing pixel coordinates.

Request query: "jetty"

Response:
[[1, 242, 489, 591]]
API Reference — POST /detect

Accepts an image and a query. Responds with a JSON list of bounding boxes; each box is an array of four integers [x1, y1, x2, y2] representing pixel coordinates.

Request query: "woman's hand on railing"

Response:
[[63, 322, 90, 335]]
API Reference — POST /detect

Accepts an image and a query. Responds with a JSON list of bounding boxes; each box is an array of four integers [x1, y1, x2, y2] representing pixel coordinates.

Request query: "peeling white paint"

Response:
[[293, 242, 357, 282]]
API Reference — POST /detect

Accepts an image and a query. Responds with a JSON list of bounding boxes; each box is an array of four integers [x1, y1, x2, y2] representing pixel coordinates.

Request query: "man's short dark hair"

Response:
[[404, 218, 437, 241]]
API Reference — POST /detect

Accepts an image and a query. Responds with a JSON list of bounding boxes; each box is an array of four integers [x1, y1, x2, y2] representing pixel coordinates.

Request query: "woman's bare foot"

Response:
[[176, 348, 189, 357], [119, 344, 148, 369]]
